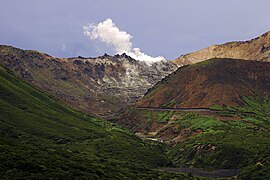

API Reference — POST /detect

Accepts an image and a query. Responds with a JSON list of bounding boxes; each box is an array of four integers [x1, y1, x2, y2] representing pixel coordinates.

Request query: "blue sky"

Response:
[[1, 0, 270, 59]]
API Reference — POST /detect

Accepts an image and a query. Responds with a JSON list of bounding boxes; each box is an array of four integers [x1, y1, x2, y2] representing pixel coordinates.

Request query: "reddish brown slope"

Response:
[[137, 58, 270, 108]]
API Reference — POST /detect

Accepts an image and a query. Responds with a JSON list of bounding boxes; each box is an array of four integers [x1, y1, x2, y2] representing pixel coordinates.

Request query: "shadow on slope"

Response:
[[0, 65, 185, 179]]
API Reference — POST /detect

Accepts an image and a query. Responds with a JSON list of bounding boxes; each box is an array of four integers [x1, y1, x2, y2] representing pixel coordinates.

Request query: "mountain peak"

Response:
[[173, 30, 270, 65], [0, 45, 177, 118]]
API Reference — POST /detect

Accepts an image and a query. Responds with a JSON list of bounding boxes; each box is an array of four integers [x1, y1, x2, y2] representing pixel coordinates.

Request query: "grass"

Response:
[[173, 114, 224, 131], [209, 104, 224, 111], [131, 95, 270, 179], [143, 110, 172, 123], [167, 96, 270, 179], [2, 55, 270, 178], [157, 111, 172, 123], [0, 65, 186, 179]]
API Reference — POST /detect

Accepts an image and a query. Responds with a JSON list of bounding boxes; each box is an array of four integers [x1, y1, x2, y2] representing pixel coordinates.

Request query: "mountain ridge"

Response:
[[137, 58, 270, 109], [114, 58, 270, 178], [174, 31, 270, 65], [0, 45, 177, 118]]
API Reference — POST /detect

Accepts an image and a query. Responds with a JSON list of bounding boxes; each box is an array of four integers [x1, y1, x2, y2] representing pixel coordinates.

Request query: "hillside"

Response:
[[115, 99, 270, 178], [137, 58, 270, 108], [174, 31, 270, 65], [0, 45, 177, 118], [0, 65, 188, 179], [115, 59, 270, 178]]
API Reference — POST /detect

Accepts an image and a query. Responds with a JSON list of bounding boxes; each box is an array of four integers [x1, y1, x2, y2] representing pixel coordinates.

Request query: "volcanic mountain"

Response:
[[174, 31, 270, 65], [137, 58, 270, 109], [0, 45, 177, 118], [114, 58, 270, 179], [0, 63, 189, 179]]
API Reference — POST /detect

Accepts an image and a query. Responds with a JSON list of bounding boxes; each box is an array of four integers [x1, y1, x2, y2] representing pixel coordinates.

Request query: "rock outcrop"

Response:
[[0, 45, 177, 118]]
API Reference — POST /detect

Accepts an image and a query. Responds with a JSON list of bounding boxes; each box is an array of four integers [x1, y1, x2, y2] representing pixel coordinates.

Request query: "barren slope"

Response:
[[0, 45, 177, 118], [174, 31, 270, 65], [137, 58, 270, 108]]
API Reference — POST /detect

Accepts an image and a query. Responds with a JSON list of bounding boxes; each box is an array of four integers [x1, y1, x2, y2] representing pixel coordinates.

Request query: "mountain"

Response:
[[0, 64, 187, 179], [137, 58, 270, 109], [0, 45, 177, 118], [2, 32, 270, 178], [174, 31, 270, 65], [116, 95, 270, 178], [115, 58, 270, 178]]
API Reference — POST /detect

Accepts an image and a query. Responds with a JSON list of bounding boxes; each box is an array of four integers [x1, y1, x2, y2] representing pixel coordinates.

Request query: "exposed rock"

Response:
[[0, 45, 177, 118], [174, 31, 270, 65]]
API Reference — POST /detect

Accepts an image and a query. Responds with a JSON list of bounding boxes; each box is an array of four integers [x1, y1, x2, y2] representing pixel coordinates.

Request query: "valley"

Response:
[[1, 31, 270, 179], [116, 95, 270, 179], [114, 58, 270, 179], [0, 65, 187, 179]]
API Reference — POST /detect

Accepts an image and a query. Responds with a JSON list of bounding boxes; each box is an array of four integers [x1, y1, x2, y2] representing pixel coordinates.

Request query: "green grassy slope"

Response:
[[113, 58, 270, 178], [122, 97, 270, 179], [167, 104, 270, 179], [0, 65, 186, 179]]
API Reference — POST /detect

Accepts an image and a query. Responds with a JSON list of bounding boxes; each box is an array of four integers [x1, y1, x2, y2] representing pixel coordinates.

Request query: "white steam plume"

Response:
[[83, 18, 165, 64]]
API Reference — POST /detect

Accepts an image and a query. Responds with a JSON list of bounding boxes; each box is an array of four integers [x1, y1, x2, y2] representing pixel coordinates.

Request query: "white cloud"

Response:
[[83, 18, 165, 64]]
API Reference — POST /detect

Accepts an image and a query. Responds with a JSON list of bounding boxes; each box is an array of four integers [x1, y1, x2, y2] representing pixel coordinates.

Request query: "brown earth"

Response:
[[114, 59, 270, 143], [174, 31, 270, 65], [114, 107, 240, 145], [137, 58, 270, 109]]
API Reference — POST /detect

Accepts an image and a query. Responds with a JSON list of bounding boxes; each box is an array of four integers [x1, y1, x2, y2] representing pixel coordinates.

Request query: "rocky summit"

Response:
[[174, 31, 270, 65], [0, 45, 177, 118]]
